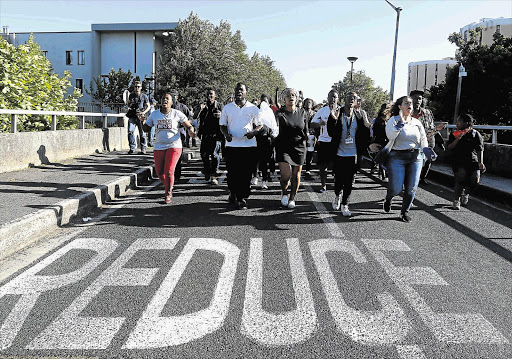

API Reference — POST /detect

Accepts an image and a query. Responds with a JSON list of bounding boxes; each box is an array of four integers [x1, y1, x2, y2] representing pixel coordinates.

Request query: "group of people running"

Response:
[[127, 81, 485, 222]]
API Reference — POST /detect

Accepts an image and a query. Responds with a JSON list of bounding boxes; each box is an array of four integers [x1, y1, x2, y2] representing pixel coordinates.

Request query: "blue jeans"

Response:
[[128, 117, 147, 151], [386, 150, 423, 214], [146, 126, 155, 146]]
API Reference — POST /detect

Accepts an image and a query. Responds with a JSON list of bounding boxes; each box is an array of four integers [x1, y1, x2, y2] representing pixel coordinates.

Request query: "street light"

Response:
[[347, 57, 358, 89], [453, 64, 467, 124], [386, 0, 402, 101]]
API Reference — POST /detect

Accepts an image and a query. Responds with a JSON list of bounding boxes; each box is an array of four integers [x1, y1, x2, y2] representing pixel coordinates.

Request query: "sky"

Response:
[[1, 0, 511, 103]]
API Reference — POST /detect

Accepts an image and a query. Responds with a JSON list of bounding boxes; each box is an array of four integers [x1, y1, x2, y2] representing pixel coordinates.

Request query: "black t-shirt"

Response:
[[447, 129, 483, 168], [127, 93, 149, 118]]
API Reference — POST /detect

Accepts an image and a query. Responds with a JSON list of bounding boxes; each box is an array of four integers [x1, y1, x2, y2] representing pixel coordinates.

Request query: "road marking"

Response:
[[303, 183, 345, 238], [363, 238, 509, 344], [309, 238, 410, 344], [123, 237, 240, 348], [0, 238, 118, 350], [27, 238, 178, 350], [241, 238, 317, 345]]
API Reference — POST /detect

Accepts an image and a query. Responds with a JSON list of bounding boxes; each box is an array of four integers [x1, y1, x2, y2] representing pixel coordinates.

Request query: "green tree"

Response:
[[332, 70, 390, 119], [87, 68, 138, 112], [156, 12, 286, 108], [0, 35, 81, 132], [428, 28, 512, 134]]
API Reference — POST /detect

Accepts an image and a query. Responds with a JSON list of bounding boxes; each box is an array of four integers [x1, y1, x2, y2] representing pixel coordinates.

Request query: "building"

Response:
[[408, 58, 457, 94], [1, 23, 177, 110], [408, 17, 511, 94], [460, 17, 512, 46]]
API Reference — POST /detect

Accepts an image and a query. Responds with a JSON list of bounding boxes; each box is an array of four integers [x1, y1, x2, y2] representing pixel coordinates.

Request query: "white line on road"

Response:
[[303, 182, 345, 238]]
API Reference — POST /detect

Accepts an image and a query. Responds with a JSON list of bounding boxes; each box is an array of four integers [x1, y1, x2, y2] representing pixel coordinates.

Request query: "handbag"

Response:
[[374, 138, 395, 165]]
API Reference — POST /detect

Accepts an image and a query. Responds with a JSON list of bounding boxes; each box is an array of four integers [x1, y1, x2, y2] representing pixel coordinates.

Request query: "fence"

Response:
[[0, 109, 127, 133], [444, 124, 512, 145]]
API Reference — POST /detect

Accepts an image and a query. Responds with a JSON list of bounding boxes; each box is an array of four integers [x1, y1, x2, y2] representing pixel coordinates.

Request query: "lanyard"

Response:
[[343, 112, 354, 133]]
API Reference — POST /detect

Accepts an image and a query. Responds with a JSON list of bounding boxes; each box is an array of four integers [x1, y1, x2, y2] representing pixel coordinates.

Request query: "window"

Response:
[[496, 25, 501, 34], [76, 79, 83, 93], [78, 50, 85, 65], [42, 50, 48, 58], [464, 30, 468, 41], [424, 64, 428, 90], [435, 64, 438, 85], [66, 51, 72, 65]]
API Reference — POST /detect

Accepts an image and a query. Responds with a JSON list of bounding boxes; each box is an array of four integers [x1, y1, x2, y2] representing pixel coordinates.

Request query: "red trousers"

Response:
[[153, 148, 182, 196]]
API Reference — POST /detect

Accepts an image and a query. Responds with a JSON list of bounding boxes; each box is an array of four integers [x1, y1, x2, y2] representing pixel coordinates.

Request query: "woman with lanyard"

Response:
[[327, 91, 371, 217], [383, 95, 427, 222], [145, 90, 196, 204]]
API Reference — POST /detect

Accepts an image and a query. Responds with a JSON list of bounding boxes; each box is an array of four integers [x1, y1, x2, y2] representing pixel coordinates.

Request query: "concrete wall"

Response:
[[0, 126, 138, 173]]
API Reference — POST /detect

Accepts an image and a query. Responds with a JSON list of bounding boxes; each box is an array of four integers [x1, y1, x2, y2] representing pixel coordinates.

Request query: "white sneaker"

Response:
[[250, 177, 258, 186], [332, 195, 341, 211], [453, 200, 461, 210], [288, 200, 296, 209], [461, 194, 469, 206], [261, 181, 268, 190], [281, 194, 289, 207], [341, 205, 352, 217]]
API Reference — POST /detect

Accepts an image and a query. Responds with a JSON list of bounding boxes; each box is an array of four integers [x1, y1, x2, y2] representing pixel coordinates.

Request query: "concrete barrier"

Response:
[[0, 126, 137, 173]]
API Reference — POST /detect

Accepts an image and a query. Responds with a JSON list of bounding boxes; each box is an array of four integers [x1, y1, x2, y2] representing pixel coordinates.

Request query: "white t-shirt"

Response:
[[220, 101, 261, 147], [386, 115, 428, 151], [145, 109, 188, 150], [311, 106, 332, 142]]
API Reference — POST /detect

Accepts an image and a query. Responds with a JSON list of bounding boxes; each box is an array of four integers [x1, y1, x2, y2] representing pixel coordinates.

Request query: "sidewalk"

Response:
[[0, 146, 200, 260]]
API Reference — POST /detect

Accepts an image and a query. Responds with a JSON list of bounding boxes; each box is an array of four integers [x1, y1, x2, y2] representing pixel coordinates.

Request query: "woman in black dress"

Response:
[[274, 88, 309, 209]]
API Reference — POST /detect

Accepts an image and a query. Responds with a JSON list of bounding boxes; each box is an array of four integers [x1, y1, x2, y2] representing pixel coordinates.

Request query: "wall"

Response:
[[0, 124, 139, 173], [408, 59, 457, 93]]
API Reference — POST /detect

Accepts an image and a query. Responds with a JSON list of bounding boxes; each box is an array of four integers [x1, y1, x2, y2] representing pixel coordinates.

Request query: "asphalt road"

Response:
[[1, 159, 511, 359]]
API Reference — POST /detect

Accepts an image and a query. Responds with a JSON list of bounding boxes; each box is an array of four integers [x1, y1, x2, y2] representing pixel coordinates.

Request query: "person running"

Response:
[[354, 96, 371, 174], [311, 90, 339, 193], [369, 103, 391, 180], [327, 92, 372, 217], [446, 114, 485, 210], [303, 98, 317, 177], [410, 90, 436, 185], [383, 96, 428, 223], [220, 82, 262, 210], [169, 89, 193, 182], [274, 88, 308, 209], [256, 94, 279, 190], [144, 91, 196, 204], [126, 81, 150, 154], [195, 88, 223, 185]]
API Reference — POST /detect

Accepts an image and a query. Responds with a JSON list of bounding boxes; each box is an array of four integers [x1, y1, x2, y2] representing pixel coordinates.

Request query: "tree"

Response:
[[156, 12, 286, 108], [428, 28, 512, 143], [332, 70, 390, 119], [0, 35, 81, 132], [86, 68, 140, 112]]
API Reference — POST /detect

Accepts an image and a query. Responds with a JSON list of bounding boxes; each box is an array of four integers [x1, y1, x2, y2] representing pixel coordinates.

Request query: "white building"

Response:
[[1, 23, 177, 109], [408, 58, 457, 94], [460, 17, 512, 45]]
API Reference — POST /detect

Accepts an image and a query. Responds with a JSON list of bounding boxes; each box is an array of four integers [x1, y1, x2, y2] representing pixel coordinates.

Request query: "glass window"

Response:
[[78, 50, 85, 65], [76, 78, 83, 93], [66, 51, 72, 65], [496, 25, 501, 34], [42, 50, 48, 58]]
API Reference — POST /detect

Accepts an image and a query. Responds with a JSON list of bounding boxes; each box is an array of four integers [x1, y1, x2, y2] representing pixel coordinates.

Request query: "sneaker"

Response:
[[238, 199, 248, 210], [400, 212, 412, 222], [453, 200, 461, 210], [288, 200, 296, 209], [318, 186, 327, 194], [461, 194, 469, 206], [141, 149, 147, 154], [261, 181, 268, 190], [383, 199, 391, 213], [165, 195, 172, 204], [332, 195, 341, 211], [281, 194, 289, 207], [250, 177, 258, 186], [341, 205, 352, 217], [128, 149, 134, 154], [211, 177, 219, 185]]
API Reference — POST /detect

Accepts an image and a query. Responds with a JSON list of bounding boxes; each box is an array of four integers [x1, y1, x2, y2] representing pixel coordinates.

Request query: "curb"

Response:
[[0, 165, 155, 261]]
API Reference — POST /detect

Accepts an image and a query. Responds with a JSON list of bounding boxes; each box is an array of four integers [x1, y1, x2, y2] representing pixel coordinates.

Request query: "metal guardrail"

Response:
[[0, 109, 127, 133], [445, 124, 512, 145]]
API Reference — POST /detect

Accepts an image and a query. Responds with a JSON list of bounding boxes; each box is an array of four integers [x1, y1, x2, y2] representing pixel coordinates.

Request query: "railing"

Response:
[[444, 124, 512, 145], [0, 109, 127, 134]]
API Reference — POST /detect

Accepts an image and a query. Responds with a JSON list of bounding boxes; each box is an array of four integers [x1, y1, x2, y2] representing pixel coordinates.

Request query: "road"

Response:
[[1, 159, 511, 359]]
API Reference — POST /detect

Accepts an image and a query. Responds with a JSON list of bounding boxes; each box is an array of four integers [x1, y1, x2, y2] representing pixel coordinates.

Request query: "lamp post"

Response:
[[347, 57, 358, 89], [453, 64, 467, 124], [386, 0, 402, 101]]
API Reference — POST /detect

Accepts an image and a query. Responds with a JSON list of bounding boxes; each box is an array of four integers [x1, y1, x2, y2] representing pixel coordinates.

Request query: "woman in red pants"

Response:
[[144, 91, 196, 204]]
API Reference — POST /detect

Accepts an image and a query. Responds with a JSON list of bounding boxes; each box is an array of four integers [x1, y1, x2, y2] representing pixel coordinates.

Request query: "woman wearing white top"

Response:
[[145, 91, 195, 204], [383, 96, 427, 222]]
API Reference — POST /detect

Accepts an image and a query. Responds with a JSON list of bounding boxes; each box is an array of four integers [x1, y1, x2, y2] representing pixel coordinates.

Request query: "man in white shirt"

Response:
[[220, 82, 263, 209], [310, 89, 339, 193]]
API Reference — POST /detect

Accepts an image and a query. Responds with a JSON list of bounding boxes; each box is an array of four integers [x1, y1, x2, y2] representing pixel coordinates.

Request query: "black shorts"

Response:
[[316, 141, 334, 166]]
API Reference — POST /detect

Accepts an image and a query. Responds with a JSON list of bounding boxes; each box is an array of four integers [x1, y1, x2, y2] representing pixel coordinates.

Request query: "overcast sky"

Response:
[[1, 0, 511, 103]]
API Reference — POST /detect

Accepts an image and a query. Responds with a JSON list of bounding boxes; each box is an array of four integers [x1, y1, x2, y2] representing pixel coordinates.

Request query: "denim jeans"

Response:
[[385, 150, 423, 214], [128, 117, 147, 151]]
